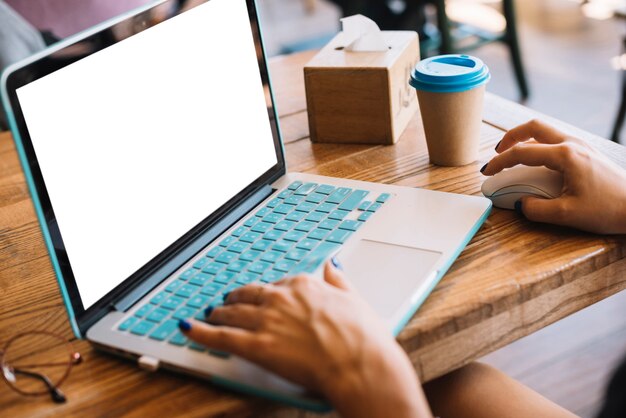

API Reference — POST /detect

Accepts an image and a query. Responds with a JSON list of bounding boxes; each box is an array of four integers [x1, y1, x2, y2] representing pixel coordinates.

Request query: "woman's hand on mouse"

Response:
[[179, 261, 433, 418], [481, 119, 626, 234]]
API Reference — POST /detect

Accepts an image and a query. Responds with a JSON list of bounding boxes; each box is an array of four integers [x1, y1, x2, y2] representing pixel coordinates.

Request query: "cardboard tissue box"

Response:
[[304, 15, 420, 145]]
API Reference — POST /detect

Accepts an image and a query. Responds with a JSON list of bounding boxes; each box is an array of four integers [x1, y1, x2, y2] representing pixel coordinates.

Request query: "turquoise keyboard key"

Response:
[[326, 187, 352, 204], [219, 236, 235, 247], [249, 261, 271, 274], [263, 230, 284, 241], [165, 280, 184, 293], [367, 202, 382, 212], [240, 249, 262, 261], [339, 190, 369, 211], [295, 202, 316, 212], [261, 250, 283, 263], [187, 294, 210, 309], [202, 262, 223, 275], [305, 193, 325, 204], [236, 272, 258, 285], [272, 240, 293, 252], [263, 213, 283, 223], [319, 219, 339, 230], [215, 271, 235, 284], [294, 221, 316, 232], [275, 220, 296, 231], [286, 211, 306, 222], [169, 332, 188, 346], [201, 282, 223, 296], [296, 238, 318, 251], [255, 207, 271, 217], [251, 222, 272, 233], [226, 260, 248, 273], [206, 247, 222, 258], [284, 231, 306, 242], [294, 182, 318, 195], [189, 273, 213, 286], [288, 181, 303, 190], [209, 349, 231, 359], [358, 200, 372, 211], [274, 204, 293, 215], [285, 249, 307, 261], [227, 241, 249, 253], [261, 271, 283, 283], [243, 217, 257, 227], [267, 198, 281, 208], [134, 304, 152, 318], [326, 229, 352, 244], [305, 212, 325, 222], [231, 226, 246, 237], [316, 202, 336, 213], [284, 195, 304, 205], [175, 284, 199, 298], [277, 189, 292, 198], [358, 211, 373, 221], [192, 257, 209, 269], [162, 296, 185, 310], [274, 259, 296, 272], [189, 342, 206, 352], [147, 308, 170, 323], [240, 231, 261, 243], [173, 307, 196, 320], [215, 251, 236, 264], [118, 316, 138, 331], [223, 282, 240, 294], [179, 268, 196, 280], [149, 319, 179, 341], [315, 184, 335, 195], [376, 193, 391, 203], [251, 239, 273, 251], [308, 228, 330, 240], [328, 210, 349, 221], [339, 220, 361, 231], [150, 291, 168, 305], [130, 320, 156, 336], [292, 242, 341, 274]]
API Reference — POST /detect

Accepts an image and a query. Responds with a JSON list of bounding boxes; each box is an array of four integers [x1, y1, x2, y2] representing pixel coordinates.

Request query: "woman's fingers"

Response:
[[482, 143, 566, 175], [207, 304, 263, 330], [181, 319, 257, 356], [496, 119, 567, 153], [225, 283, 269, 305], [518, 196, 570, 225], [323, 259, 352, 291]]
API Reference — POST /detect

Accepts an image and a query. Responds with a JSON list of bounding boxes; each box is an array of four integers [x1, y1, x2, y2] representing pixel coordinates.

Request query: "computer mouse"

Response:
[[481, 165, 564, 210]]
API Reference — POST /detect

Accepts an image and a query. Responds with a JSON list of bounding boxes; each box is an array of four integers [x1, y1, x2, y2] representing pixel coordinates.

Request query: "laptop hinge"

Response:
[[109, 184, 274, 313]]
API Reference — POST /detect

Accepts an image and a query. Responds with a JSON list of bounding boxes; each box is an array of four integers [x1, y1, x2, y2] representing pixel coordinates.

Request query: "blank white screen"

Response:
[[16, 0, 278, 309]]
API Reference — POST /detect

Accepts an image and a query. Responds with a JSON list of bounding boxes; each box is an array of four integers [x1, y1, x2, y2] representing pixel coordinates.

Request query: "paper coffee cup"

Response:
[[409, 55, 490, 166]]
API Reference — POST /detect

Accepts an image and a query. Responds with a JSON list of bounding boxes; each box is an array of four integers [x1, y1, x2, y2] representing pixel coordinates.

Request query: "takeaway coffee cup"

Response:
[[409, 54, 491, 166]]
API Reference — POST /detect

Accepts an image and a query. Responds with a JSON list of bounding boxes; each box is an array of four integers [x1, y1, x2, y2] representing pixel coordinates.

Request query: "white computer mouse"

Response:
[[481, 165, 564, 210]]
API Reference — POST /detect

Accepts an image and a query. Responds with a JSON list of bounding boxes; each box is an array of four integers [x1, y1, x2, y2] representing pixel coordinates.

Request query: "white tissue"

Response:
[[340, 14, 388, 52]]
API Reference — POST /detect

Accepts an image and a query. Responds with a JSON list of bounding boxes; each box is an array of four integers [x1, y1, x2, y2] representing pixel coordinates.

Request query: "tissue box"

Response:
[[304, 31, 420, 145]]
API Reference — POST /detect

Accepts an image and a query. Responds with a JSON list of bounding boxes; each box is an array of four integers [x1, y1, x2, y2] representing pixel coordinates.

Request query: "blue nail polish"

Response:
[[204, 306, 214, 317], [331, 256, 343, 270], [222, 292, 230, 301], [514, 200, 524, 217], [480, 163, 488, 174], [178, 319, 192, 332], [494, 140, 502, 152]]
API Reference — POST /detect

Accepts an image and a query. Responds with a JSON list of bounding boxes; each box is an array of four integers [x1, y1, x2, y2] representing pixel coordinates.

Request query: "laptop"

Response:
[[1, 0, 491, 411]]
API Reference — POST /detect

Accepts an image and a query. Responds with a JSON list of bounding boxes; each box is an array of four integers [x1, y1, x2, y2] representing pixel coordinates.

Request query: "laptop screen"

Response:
[[14, 0, 278, 309]]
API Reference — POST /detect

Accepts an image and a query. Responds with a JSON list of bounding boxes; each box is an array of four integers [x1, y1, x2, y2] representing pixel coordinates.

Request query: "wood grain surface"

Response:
[[0, 50, 625, 417]]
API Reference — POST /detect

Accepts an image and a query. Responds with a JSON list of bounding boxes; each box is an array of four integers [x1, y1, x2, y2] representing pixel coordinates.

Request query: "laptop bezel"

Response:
[[0, 0, 286, 336]]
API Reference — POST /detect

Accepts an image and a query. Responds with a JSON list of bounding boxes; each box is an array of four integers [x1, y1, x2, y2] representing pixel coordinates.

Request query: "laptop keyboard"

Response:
[[116, 181, 391, 354]]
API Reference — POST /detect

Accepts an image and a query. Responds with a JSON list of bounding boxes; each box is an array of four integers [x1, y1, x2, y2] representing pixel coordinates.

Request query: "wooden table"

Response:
[[1, 50, 625, 417]]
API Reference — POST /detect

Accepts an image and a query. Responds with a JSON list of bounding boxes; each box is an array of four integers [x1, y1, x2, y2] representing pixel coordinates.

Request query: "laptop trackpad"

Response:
[[339, 239, 441, 319]]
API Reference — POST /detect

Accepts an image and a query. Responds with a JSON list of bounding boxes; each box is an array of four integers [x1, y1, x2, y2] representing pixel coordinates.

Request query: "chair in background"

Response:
[[425, 0, 529, 101]]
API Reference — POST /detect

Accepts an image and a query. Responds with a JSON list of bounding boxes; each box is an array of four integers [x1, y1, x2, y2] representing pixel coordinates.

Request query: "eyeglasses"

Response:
[[1, 331, 82, 403]]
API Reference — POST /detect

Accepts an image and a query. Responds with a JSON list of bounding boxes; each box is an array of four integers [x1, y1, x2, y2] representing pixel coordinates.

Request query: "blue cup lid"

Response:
[[409, 54, 490, 93]]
